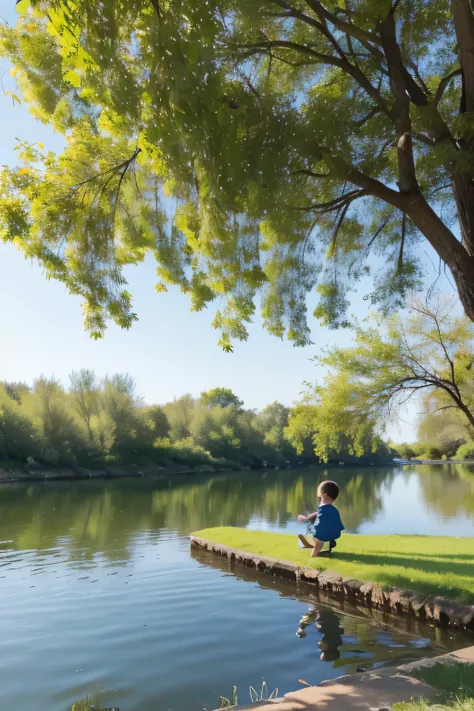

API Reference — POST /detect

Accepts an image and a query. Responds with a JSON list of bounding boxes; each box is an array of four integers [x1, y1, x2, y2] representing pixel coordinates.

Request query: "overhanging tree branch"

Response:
[[293, 187, 369, 213], [269, 0, 326, 32], [235, 40, 388, 114], [353, 106, 380, 128], [397, 213, 406, 273], [149, 0, 161, 20], [71, 148, 141, 192], [303, 0, 383, 48], [364, 215, 393, 255], [328, 202, 350, 258], [408, 301, 460, 395], [233, 40, 341, 64], [434, 67, 462, 105], [292, 169, 330, 178]]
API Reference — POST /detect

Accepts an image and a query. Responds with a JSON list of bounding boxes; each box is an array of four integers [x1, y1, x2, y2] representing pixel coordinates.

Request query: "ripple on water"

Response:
[[0, 468, 473, 711]]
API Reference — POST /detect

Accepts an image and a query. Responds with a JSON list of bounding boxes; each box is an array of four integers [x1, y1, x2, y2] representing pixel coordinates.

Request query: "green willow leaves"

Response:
[[2, 1, 474, 345]]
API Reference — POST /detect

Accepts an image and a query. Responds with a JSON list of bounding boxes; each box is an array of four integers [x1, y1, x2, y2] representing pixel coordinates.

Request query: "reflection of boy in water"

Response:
[[296, 607, 344, 662], [316, 611, 343, 662]]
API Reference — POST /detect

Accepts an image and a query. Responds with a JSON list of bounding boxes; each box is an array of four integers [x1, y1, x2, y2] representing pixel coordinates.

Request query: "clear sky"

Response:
[[0, 6, 456, 441]]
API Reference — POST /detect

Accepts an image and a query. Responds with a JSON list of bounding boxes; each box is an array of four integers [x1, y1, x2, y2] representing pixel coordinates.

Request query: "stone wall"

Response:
[[190, 535, 474, 630]]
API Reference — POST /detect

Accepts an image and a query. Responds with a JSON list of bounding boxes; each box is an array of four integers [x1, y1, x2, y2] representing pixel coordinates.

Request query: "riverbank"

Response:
[[211, 647, 474, 711], [0, 461, 231, 484], [0, 458, 396, 484], [191, 528, 474, 626], [1, 458, 472, 485]]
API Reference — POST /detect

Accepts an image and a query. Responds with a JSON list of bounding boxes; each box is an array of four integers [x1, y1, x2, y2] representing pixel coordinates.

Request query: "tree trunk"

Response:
[[451, 1, 474, 255], [448, 250, 474, 323], [452, 177, 474, 256], [379, 12, 419, 195], [452, 0, 474, 112], [457, 398, 474, 430], [404, 195, 474, 322]]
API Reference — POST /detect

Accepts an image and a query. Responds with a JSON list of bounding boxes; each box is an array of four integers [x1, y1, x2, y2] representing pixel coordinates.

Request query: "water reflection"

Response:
[[191, 545, 473, 672], [297, 608, 344, 662], [0, 464, 473, 711], [0, 464, 473, 563], [418, 464, 474, 519]]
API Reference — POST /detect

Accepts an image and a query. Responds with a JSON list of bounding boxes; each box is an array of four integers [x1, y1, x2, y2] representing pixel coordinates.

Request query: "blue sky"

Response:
[[0, 5, 455, 441]]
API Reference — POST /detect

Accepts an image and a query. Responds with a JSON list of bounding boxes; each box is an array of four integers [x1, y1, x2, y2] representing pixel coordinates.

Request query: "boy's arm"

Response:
[[298, 511, 318, 521]]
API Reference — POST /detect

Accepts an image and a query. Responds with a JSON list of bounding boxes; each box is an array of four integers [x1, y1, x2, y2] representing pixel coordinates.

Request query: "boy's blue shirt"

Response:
[[309, 503, 345, 542]]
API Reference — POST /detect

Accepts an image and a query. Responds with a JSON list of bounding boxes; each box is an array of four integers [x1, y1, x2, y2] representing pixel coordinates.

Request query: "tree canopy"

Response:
[[0, 370, 297, 469], [0, 366, 391, 469], [200, 387, 243, 409], [416, 395, 472, 457], [2, 1, 474, 346], [287, 296, 474, 460]]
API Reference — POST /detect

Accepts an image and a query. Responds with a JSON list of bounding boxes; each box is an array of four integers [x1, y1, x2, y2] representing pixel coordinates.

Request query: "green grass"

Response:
[[393, 698, 474, 711], [393, 662, 474, 711], [411, 663, 474, 699], [193, 527, 474, 604]]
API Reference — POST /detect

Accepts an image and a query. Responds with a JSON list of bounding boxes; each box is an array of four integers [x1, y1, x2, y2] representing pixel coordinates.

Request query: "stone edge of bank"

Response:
[[209, 647, 474, 711], [190, 535, 474, 630]]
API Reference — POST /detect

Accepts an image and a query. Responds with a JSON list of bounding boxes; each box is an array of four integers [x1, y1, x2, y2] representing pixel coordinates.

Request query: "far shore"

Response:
[[0, 458, 472, 486]]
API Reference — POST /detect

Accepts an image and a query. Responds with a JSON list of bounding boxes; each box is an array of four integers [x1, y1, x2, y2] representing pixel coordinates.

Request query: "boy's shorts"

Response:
[[306, 521, 336, 551]]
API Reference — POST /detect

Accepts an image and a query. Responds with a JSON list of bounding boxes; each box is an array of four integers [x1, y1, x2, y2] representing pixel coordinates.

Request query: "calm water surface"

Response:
[[0, 464, 473, 711]]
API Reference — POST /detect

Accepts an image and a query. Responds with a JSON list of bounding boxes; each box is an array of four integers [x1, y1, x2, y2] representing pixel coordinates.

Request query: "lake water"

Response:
[[1, 464, 473, 711]]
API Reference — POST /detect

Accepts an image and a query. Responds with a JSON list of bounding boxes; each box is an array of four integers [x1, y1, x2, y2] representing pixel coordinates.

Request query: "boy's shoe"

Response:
[[318, 549, 332, 557], [319, 539, 337, 557], [318, 540, 332, 557]]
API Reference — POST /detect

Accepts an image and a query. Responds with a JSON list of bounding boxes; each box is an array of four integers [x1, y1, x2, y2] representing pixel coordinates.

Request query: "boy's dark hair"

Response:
[[319, 480, 340, 500]]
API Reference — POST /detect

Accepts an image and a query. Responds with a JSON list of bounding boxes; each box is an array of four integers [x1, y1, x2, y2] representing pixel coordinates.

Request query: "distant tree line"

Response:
[[0, 376, 391, 473], [2, 294, 472, 472], [392, 410, 474, 461]]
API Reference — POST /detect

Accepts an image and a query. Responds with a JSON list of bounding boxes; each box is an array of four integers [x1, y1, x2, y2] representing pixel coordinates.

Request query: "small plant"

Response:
[[71, 692, 103, 711], [249, 681, 279, 704], [220, 686, 238, 708], [219, 681, 278, 708]]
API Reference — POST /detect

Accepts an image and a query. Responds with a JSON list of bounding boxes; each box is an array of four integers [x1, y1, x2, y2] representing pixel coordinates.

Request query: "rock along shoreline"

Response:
[[0, 464, 234, 484], [190, 535, 474, 630]]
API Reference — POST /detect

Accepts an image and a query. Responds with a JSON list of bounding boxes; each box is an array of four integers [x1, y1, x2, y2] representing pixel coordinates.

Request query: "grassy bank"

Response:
[[411, 662, 474, 698], [395, 661, 474, 711], [193, 527, 474, 604]]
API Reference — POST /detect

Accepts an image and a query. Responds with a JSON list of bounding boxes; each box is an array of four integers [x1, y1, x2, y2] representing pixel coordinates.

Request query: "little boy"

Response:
[[297, 480, 344, 557]]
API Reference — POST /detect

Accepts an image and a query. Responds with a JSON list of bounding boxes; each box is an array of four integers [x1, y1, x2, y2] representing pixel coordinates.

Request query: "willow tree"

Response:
[[291, 297, 474, 462], [2, 0, 474, 347]]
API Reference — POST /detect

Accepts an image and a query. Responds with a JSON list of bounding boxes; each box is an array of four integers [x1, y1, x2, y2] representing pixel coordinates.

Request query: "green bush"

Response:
[[417, 444, 443, 460], [410, 442, 424, 457], [455, 441, 474, 460], [0, 386, 41, 461], [153, 437, 242, 470], [393, 443, 416, 460]]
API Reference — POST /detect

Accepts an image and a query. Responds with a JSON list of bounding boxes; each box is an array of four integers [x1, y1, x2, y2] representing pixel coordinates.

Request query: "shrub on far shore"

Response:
[[455, 441, 474, 460], [417, 444, 443, 460]]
